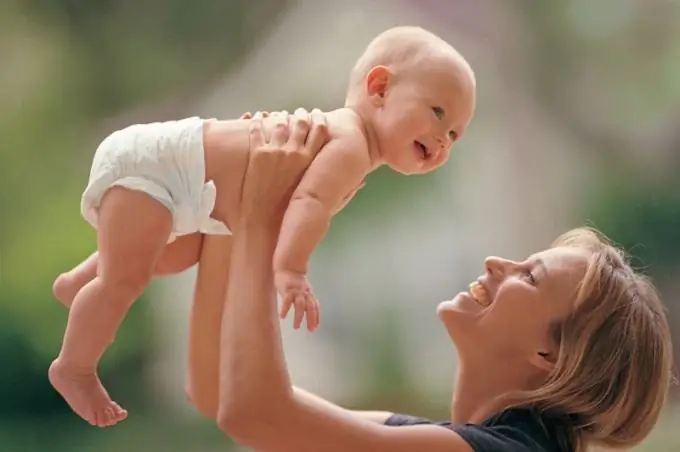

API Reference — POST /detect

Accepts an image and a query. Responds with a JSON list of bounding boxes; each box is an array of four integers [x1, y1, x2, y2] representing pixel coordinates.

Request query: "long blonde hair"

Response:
[[511, 228, 674, 451]]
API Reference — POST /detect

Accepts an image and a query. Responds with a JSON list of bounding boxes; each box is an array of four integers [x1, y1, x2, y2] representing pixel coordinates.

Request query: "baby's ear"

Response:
[[365, 66, 391, 103]]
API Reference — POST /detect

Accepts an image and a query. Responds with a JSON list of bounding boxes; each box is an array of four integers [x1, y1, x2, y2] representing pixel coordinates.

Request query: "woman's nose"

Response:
[[484, 256, 515, 278]]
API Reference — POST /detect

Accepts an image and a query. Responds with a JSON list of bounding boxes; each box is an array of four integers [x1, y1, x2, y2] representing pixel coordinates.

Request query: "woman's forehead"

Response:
[[530, 247, 590, 293]]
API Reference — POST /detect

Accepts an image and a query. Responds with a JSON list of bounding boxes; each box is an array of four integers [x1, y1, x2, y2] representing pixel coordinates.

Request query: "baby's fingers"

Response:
[[293, 294, 306, 330], [306, 296, 320, 332], [280, 294, 294, 319]]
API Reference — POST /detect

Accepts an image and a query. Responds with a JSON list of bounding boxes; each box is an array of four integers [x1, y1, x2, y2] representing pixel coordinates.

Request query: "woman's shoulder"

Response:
[[385, 407, 573, 452]]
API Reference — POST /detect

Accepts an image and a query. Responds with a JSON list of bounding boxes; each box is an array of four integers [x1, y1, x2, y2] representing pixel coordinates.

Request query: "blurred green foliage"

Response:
[[0, 0, 291, 424], [585, 172, 680, 273]]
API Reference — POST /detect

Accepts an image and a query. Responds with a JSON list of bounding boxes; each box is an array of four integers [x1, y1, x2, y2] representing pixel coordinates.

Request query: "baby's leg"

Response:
[[53, 233, 204, 308], [53, 253, 98, 307], [49, 186, 173, 427]]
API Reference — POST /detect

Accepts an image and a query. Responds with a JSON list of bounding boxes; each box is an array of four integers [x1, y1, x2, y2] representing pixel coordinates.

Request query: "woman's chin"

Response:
[[438, 292, 483, 317], [436, 299, 456, 318], [437, 293, 485, 343], [437, 299, 460, 327]]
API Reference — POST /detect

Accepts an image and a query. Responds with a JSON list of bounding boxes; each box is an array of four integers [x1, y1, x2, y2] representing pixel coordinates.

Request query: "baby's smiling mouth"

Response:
[[414, 141, 432, 161]]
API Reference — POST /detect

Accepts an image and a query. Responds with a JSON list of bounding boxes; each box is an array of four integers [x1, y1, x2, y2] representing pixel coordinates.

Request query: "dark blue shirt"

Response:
[[385, 408, 573, 451]]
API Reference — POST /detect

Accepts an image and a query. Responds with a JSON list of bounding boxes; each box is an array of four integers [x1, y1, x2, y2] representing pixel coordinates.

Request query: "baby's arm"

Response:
[[273, 132, 370, 330]]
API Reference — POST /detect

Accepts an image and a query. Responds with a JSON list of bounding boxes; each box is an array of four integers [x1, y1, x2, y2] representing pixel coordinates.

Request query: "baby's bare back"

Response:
[[203, 110, 366, 231], [203, 118, 251, 230]]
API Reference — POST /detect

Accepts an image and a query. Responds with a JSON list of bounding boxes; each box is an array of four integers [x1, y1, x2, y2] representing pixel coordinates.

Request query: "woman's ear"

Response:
[[530, 351, 556, 373]]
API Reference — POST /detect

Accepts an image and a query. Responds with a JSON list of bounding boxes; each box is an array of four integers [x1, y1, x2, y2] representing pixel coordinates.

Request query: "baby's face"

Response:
[[375, 67, 475, 175]]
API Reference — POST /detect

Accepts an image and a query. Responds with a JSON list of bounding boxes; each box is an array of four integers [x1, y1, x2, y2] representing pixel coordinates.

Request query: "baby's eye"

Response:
[[431, 106, 445, 119]]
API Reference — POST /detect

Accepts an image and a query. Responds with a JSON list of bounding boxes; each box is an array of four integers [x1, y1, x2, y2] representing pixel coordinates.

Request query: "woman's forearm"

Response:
[[217, 221, 295, 426], [292, 387, 394, 424], [186, 235, 233, 419], [187, 235, 329, 421]]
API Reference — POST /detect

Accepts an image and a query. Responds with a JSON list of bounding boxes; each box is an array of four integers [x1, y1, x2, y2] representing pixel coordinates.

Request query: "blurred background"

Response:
[[1, 0, 679, 450]]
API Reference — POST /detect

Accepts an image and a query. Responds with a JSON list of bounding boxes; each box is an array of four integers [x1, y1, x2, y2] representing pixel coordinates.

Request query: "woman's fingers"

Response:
[[270, 111, 290, 147], [304, 108, 329, 159], [248, 112, 266, 149], [289, 108, 311, 151]]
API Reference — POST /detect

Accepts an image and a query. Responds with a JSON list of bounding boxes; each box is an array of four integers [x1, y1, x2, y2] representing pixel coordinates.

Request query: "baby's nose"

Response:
[[436, 134, 452, 150]]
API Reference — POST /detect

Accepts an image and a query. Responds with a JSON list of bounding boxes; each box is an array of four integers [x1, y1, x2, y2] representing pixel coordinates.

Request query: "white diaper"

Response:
[[81, 117, 231, 241]]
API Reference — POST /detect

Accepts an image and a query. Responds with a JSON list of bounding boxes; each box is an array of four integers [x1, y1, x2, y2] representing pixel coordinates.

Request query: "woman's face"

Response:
[[438, 246, 590, 368]]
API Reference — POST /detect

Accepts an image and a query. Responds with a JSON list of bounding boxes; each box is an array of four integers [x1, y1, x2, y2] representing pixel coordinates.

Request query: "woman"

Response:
[[185, 111, 674, 452]]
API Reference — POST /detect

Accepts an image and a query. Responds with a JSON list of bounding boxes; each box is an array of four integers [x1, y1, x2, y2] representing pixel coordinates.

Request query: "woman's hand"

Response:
[[240, 109, 329, 228]]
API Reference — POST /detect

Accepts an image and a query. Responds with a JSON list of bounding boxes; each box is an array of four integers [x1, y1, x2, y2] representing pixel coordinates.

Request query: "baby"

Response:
[[49, 26, 476, 428]]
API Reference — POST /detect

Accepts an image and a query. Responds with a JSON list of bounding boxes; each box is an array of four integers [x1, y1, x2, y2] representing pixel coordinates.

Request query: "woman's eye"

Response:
[[524, 271, 536, 285], [432, 106, 444, 119]]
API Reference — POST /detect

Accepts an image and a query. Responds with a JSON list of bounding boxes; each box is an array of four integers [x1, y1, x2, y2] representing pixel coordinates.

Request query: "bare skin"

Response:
[[48, 112, 301, 427], [53, 233, 205, 308], [185, 107, 670, 451], [50, 26, 476, 428], [274, 28, 476, 329], [49, 185, 175, 427], [60, 112, 372, 424], [192, 112, 476, 451], [185, 119, 616, 451]]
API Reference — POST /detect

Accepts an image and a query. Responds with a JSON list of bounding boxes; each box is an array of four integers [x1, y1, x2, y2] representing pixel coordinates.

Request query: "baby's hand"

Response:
[[275, 270, 320, 331]]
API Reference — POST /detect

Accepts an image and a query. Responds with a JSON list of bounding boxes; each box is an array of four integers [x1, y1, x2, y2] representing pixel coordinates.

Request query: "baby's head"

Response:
[[346, 26, 476, 175]]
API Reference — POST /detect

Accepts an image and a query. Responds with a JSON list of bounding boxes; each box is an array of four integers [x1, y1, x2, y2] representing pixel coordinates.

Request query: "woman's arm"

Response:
[[185, 234, 394, 424], [185, 234, 233, 419], [185, 110, 390, 425], [189, 259, 392, 422], [216, 113, 474, 452], [292, 387, 394, 424], [217, 219, 472, 452]]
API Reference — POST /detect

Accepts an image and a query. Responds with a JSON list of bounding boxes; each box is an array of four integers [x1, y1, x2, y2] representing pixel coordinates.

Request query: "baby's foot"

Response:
[[48, 358, 128, 427]]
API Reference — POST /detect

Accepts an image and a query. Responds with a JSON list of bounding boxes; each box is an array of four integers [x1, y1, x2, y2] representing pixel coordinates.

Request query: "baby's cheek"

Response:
[[435, 149, 451, 167]]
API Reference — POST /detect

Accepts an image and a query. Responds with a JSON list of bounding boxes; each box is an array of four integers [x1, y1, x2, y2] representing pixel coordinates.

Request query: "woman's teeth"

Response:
[[468, 281, 491, 307]]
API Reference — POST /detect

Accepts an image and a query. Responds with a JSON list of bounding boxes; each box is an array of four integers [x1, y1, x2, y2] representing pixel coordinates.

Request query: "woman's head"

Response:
[[438, 227, 674, 449]]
